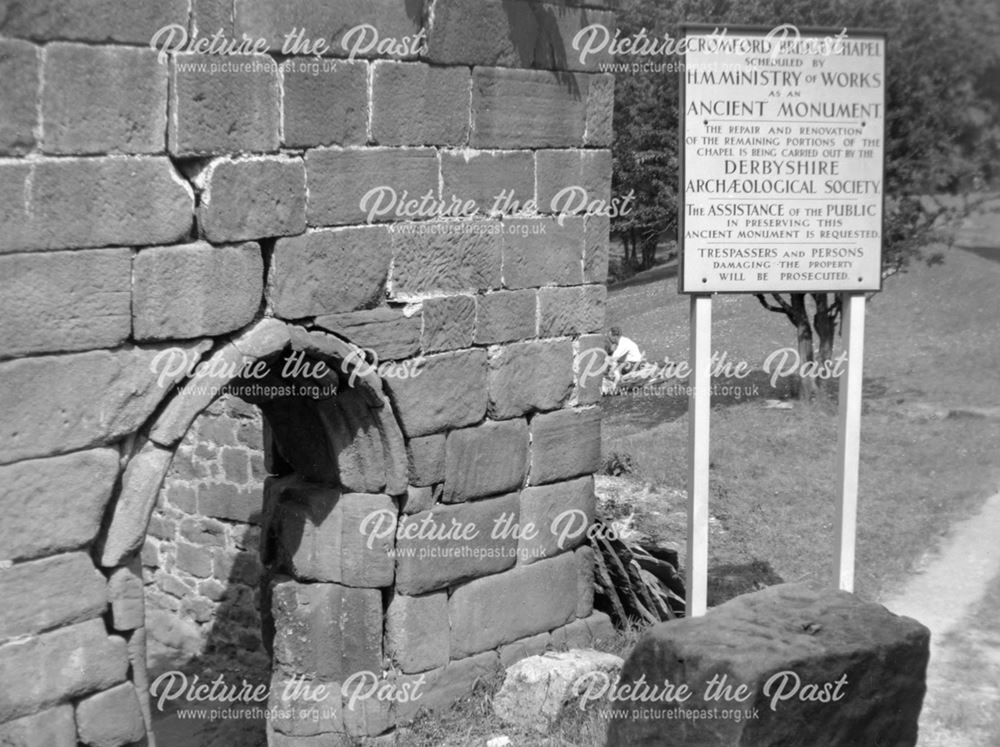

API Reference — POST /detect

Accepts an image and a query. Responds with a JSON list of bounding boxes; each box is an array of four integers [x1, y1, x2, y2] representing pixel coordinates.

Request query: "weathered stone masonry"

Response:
[[0, 0, 616, 744]]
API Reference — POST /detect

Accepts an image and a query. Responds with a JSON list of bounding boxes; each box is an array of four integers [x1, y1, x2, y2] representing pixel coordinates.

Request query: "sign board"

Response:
[[679, 26, 886, 293]]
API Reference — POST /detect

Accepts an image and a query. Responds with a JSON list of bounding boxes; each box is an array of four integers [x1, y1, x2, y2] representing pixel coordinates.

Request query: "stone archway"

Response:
[[95, 319, 410, 743]]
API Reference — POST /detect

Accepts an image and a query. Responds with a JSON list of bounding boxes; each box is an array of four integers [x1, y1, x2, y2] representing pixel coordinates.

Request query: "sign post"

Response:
[[679, 25, 886, 613]]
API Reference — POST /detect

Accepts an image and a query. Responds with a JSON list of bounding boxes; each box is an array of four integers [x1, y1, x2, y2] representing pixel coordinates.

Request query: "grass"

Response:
[[601, 244, 1000, 602]]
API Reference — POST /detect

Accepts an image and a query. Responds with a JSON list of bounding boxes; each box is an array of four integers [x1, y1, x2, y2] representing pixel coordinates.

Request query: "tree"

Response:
[[611, 0, 1000, 397]]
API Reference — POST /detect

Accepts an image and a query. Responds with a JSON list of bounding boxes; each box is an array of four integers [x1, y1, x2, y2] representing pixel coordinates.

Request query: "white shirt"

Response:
[[611, 336, 642, 364]]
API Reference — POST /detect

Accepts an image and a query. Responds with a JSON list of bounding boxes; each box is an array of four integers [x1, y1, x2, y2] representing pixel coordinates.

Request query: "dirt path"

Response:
[[880, 489, 1000, 746]]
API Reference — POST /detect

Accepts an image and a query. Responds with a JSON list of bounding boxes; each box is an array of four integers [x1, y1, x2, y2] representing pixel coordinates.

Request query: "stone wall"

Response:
[[0, 1, 616, 744]]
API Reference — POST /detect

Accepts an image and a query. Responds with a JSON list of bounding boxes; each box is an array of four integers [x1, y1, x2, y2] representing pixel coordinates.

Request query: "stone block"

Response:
[[440, 151, 535, 214], [401, 485, 435, 515], [389, 223, 502, 299], [199, 157, 306, 241], [575, 545, 595, 618], [493, 650, 624, 732], [100, 441, 175, 566], [488, 340, 574, 419], [502, 217, 584, 289], [548, 617, 592, 650], [272, 481, 394, 587], [583, 610, 615, 644], [0, 552, 107, 641], [0, 449, 119, 561], [385, 590, 450, 673], [372, 62, 470, 146], [499, 631, 551, 669], [0, 157, 193, 252], [426, 0, 615, 72], [0, 0, 188, 44], [449, 551, 579, 658], [475, 290, 537, 344], [282, 59, 367, 147], [0, 704, 75, 747], [314, 308, 422, 361], [538, 285, 605, 337], [584, 73, 614, 147], [306, 148, 438, 226], [395, 493, 520, 595], [385, 349, 488, 438], [394, 651, 501, 723], [0, 618, 128, 722], [443, 420, 528, 503], [169, 52, 280, 155], [193, 0, 234, 35], [0, 248, 132, 358], [179, 515, 227, 547], [536, 149, 612, 211], [406, 434, 446, 487], [472, 68, 594, 148], [0, 40, 39, 155], [607, 584, 931, 747], [198, 482, 263, 524], [234, 0, 420, 55], [584, 215, 610, 284], [270, 227, 390, 319], [270, 577, 382, 681], [0, 342, 207, 465], [529, 407, 601, 485], [133, 241, 262, 341], [76, 682, 146, 747], [175, 541, 214, 578], [107, 561, 145, 632], [518, 476, 595, 564], [574, 334, 606, 406], [268, 669, 343, 738], [42, 43, 166, 154], [422, 295, 476, 353]]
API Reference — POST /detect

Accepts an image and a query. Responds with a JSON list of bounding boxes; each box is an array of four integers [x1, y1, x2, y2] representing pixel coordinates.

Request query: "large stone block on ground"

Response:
[[472, 68, 607, 148], [0, 342, 207, 464], [42, 43, 166, 154], [518, 476, 595, 563], [75, 682, 146, 747], [0, 248, 132, 357], [0, 0, 188, 44], [133, 241, 262, 340], [372, 62, 470, 146], [0, 704, 75, 747], [529, 407, 601, 485], [493, 650, 624, 732], [306, 148, 438, 226], [385, 349, 488, 438], [390, 223, 502, 299], [607, 583, 930, 747], [395, 493, 520, 595], [169, 52, 280, 155], [269, 228, 390, 318], [271, 480, 394, 587], [0, 39, 39, 155], [0, 449, 118, 561], [475, 290, 537, 344], [426, 0, 615, 72], [502, 217, 584, 289], [488, 340, 574, 419], [0, 552, 107, 641], [282, 59, 367, 147], [0, 618, 128, 722], [270, 578, 382, 681], [385, 590, 450, 673], [443, 419, 528, 502], [449, 551, 579, 658], [394, 651, 501, 723], [199, 157, 306, 242], [0, 157, 192, 252]]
